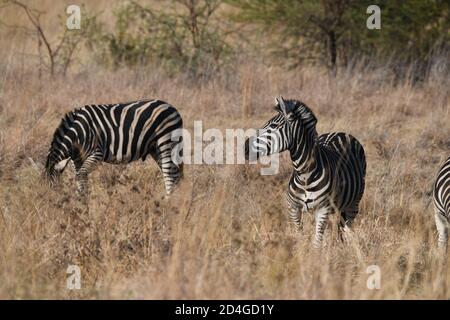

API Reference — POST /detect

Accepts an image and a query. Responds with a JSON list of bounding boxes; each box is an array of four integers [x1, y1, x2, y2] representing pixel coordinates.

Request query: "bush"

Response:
[[95, 0, 233, 77]]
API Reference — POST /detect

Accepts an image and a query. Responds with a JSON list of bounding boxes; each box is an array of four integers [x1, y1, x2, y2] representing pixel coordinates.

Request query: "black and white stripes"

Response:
[[245, 97, 366, 246], [45, 99, 183, 200], [433, 156, 450, 251]]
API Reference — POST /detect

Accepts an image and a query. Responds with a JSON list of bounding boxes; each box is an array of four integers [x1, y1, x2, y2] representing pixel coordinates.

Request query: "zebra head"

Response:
[[245, 96, 318, 162], [45, 154, 70, 187], [44, 113, 75, 186]]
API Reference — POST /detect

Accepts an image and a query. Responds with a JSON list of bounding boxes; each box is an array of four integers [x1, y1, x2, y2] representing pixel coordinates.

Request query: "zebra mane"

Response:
[[283, 100, 319, 142], [275, 99, 317, 124], [49, 111, 76, 149], [293, 101, 317, 122]]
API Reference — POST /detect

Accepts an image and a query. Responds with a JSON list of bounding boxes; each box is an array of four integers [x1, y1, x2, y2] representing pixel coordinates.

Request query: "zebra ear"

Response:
[[275, 96, 294, 119], [54, 158, 70, 172], [275, 96, 282, 106]]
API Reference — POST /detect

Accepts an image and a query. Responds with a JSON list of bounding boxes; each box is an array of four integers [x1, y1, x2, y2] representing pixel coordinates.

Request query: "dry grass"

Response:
[[0, 2, 450, 300]]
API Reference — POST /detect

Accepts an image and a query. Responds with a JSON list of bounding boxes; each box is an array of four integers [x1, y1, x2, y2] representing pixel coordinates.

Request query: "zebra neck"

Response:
[[291, 141, 319, 174], [291, 150, 323, 187], [50, 147, 68, 164]]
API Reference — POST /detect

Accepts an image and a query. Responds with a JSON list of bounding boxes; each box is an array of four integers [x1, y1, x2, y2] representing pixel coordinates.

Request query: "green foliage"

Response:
[[94, 0, 233, 77], [227, 0, 357, 72], [347, 1, 449, 62], [227, 0, 450, 77], [7, 0, 447, 78]]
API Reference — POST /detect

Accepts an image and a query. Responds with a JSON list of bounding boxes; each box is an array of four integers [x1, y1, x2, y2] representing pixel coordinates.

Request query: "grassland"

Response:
[[0, 1, 449, 299]]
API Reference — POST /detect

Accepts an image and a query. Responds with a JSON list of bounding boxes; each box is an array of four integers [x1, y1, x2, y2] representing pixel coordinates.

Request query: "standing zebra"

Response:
[[45, 99, 183, 201], [433, 156, 450, 252], [245, 97, 366, 246]]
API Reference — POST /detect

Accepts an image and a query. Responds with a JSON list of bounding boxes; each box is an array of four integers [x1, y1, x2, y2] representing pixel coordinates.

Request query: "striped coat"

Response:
[[433, 156, 450, 251], [245, 97, 366, 246], [45, 99, 183, 200]]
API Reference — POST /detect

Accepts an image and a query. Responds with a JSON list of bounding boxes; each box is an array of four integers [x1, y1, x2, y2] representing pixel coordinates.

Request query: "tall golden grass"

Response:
[[0, 2, 449, 300]]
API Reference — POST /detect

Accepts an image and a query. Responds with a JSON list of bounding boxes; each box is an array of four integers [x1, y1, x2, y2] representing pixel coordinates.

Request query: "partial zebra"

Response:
[[245, 97, 366, 246], [45, 99, 183, 200], [433, 156, 450, 252]]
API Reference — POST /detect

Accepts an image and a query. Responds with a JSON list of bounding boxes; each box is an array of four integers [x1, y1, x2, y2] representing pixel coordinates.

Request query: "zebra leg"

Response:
[[152, 151, 181, 195], [150, 138, 183, 195], [162, 161, 182, 195], [339, 205, 359, 242], [435, 212, 449, 252], [313, 206, 330, 248], [73, 152, 102, 202], [288, 201, 302, 232], [75, 170, 88, 203]]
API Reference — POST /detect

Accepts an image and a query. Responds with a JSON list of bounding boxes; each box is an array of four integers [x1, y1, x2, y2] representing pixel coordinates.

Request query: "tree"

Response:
[[227, 0, 357, 74], [345, 0, 450, 79], [0, 0, 99, 76], [227, 0, 450, 78], [97, 0, 233, 77]]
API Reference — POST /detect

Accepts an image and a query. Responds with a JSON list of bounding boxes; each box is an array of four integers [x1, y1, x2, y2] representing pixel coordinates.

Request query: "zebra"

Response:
[[45, 99, 183, 201], [433, 156, 450, 252], [244, 97, 366, 246]]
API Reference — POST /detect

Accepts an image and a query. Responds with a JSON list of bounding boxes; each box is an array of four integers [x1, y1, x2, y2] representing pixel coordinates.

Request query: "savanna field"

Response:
[[0, 1, 449, 299]]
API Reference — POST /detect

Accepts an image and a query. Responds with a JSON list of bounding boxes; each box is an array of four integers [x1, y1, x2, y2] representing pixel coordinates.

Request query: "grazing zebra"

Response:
[[244, 97, 366, 246], [45, 99, 183, 201], [433, 156, 450, 252]]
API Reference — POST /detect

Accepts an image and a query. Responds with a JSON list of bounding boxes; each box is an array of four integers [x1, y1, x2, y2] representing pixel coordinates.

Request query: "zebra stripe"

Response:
[[45, 99, 183, 200], [433, 156, 450, 251], [245, 97, 366, 246]]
